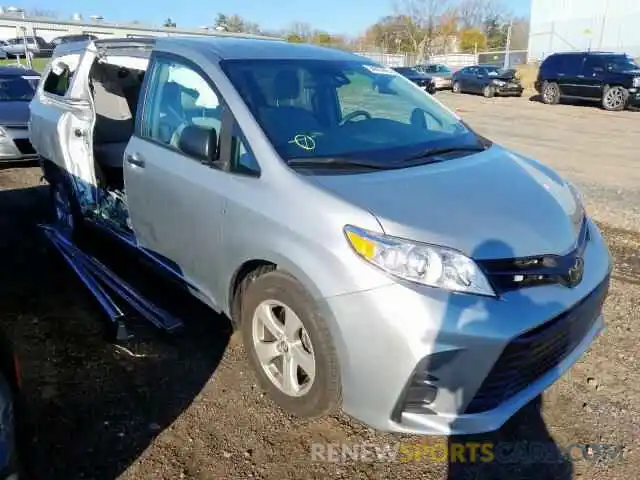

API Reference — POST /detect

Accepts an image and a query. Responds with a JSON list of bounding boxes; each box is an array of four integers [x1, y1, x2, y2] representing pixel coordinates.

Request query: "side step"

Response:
[[39, 225, 184, 340]]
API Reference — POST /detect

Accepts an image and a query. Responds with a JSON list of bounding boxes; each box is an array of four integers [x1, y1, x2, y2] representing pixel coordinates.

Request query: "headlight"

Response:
[[344, 225, 495, 296], [633, 77, 640, 88], [567, 181, 585, 207], [491, 79, 506, 86]]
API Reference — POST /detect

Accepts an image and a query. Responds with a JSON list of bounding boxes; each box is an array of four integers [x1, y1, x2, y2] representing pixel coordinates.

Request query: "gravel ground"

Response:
[[0, 93, 639, 479]]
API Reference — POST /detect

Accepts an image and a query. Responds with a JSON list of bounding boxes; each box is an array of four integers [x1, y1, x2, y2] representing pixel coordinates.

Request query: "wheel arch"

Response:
[[226, 254, 328, 328]]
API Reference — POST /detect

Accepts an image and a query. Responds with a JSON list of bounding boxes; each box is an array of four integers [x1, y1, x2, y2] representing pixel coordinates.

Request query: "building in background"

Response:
[[528, 0, 640, 62], [0, 9, 265, 45]]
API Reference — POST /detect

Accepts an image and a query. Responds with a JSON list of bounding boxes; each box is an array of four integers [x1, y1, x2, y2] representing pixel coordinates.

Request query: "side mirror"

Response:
[[178, 124, 218, 163]]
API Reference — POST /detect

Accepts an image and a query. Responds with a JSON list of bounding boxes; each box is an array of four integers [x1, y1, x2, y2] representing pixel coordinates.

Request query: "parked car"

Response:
[[49, 34, 99, 49], [535, 51, 640, 111], [391, 67, 436, 94], [0, 42, 8, 60], [30, 37, 611, 435], [1, 36, 52, 58], [414, 63, 453, 89], [0, 67, 40, 164], [452, 64, 524, 98]]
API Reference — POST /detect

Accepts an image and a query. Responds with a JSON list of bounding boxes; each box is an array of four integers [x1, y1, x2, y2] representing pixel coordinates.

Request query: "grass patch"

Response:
[[0, 57, 49, 72]]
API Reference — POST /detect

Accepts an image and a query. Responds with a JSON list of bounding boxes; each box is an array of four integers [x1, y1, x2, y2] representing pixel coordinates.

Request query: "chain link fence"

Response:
[[354, 49, 529, 70]]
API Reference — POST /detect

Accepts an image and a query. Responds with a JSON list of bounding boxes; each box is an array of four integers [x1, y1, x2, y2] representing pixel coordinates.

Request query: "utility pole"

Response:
[[598, 0, 609, 50], [503, 20, 512, 70]]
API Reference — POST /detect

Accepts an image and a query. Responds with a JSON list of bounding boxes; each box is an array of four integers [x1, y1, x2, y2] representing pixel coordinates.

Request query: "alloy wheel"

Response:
[[543, 83, 558, 104], [603, 87, 625, 111], [251, 299, 316, 397]]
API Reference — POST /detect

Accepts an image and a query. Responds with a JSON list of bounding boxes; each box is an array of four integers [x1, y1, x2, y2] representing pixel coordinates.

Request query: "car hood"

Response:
[[490, 71, 518, 81], [431, 72, 453, 79], [308, 146, 584, 260], [0, 101, 30, 125]]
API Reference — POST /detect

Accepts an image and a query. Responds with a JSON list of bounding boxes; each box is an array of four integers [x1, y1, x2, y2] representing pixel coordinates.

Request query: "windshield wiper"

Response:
[[287, 157, 391, 170], [402, 145, 486, 163]]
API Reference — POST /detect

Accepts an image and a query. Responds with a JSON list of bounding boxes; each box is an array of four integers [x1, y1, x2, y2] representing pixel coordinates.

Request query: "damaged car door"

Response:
[[123, 53, 229, 310]]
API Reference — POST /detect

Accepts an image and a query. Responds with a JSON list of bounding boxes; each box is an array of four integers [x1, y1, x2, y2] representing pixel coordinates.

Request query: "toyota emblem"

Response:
[[567, 257, 584, 286]]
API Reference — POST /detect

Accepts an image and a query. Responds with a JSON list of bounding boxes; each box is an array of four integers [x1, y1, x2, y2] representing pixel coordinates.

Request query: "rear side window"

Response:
[[562, 54, 585, 74], [43, 54, 81, 97]]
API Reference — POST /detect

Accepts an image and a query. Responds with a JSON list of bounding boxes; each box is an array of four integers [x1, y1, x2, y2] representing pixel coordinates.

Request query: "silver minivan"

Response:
[[29, 37, 612, 435]]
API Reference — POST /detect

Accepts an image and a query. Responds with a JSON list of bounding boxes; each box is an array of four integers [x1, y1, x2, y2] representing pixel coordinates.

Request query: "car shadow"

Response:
[[422, 240, 573, 479], [0, 183, 232, 479]]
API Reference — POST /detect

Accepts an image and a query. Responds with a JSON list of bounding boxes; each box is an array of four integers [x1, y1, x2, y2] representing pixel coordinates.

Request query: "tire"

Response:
[[602, 85, 628, 111], [47, 165, 83, 240], [483, 85, 495, 98], [452, 81, 461, 94], [241, 270, 341, 418], [541, 81, 560, 105]]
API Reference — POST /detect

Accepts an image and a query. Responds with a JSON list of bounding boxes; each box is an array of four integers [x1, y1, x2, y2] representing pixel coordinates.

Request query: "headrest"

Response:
[[273, 70, 300, 101]]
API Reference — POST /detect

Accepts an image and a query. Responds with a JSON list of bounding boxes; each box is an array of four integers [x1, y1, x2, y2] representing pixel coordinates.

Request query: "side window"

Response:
[[583, 56, 603, 73], [43, 54, 81, 97], [141, 56, 224, 155], [230, 122, 260, 176]]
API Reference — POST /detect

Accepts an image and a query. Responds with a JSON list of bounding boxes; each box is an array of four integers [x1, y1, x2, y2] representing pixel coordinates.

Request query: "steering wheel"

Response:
[[341, 110, 372, 125]]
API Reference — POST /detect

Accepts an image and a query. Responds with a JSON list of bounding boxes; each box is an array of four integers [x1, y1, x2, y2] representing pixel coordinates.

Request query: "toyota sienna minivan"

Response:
[[30, 37, 612, 435]]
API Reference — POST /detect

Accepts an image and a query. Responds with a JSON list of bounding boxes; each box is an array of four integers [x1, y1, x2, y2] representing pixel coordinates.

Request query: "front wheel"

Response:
[[602, 85, 628, 111], [483, 85, 495, 98], [452, 81, 461, 94], [241, 270, 341, 418], [541, 81, 560, 105]]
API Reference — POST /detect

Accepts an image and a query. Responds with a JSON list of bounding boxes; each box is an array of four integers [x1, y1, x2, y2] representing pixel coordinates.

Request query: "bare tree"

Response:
[[457, 0, 503, 29], [394, 0, 453, 62]]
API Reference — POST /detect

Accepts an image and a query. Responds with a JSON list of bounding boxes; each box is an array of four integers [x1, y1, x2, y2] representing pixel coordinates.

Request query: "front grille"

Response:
[[13, 138, 35, 155], [477, 218, 589, 293], [464, 276, 609, 414]]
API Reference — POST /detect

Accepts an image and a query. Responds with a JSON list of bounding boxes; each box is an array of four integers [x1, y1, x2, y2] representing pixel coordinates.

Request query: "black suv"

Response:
[[535, 51, 640, 111]]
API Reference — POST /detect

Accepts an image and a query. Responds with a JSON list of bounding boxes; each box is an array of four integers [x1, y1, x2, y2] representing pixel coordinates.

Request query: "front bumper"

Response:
[[627, 88, 640, 107], [320, 218, 611, 435], [433, 77, 452, 89], [495, 85, 524, 96]]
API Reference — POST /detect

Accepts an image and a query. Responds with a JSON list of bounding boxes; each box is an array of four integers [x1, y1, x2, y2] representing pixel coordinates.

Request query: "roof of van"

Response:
[[154, 36, 366, 62]]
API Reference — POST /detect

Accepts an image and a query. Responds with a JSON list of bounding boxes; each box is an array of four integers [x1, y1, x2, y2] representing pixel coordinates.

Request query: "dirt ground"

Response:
[[0, 93, 639, 480]]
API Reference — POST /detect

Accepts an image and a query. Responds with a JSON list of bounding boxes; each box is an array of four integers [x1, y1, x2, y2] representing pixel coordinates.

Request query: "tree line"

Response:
[[207, 0, 529, 62]]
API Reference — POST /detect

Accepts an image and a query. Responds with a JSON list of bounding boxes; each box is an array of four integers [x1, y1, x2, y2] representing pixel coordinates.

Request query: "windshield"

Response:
[[222, 59, 481, 167], [605, 55, 639, 72], [0, 75, 38, 101]]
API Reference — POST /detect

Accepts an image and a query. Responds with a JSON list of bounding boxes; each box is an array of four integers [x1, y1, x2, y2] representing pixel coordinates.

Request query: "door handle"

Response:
[[577, 75, 585, 78], [125, 153, 145, 168]]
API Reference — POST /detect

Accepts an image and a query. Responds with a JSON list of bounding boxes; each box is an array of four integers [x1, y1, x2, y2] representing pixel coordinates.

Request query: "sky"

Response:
[[9, 0, 532, 35]]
